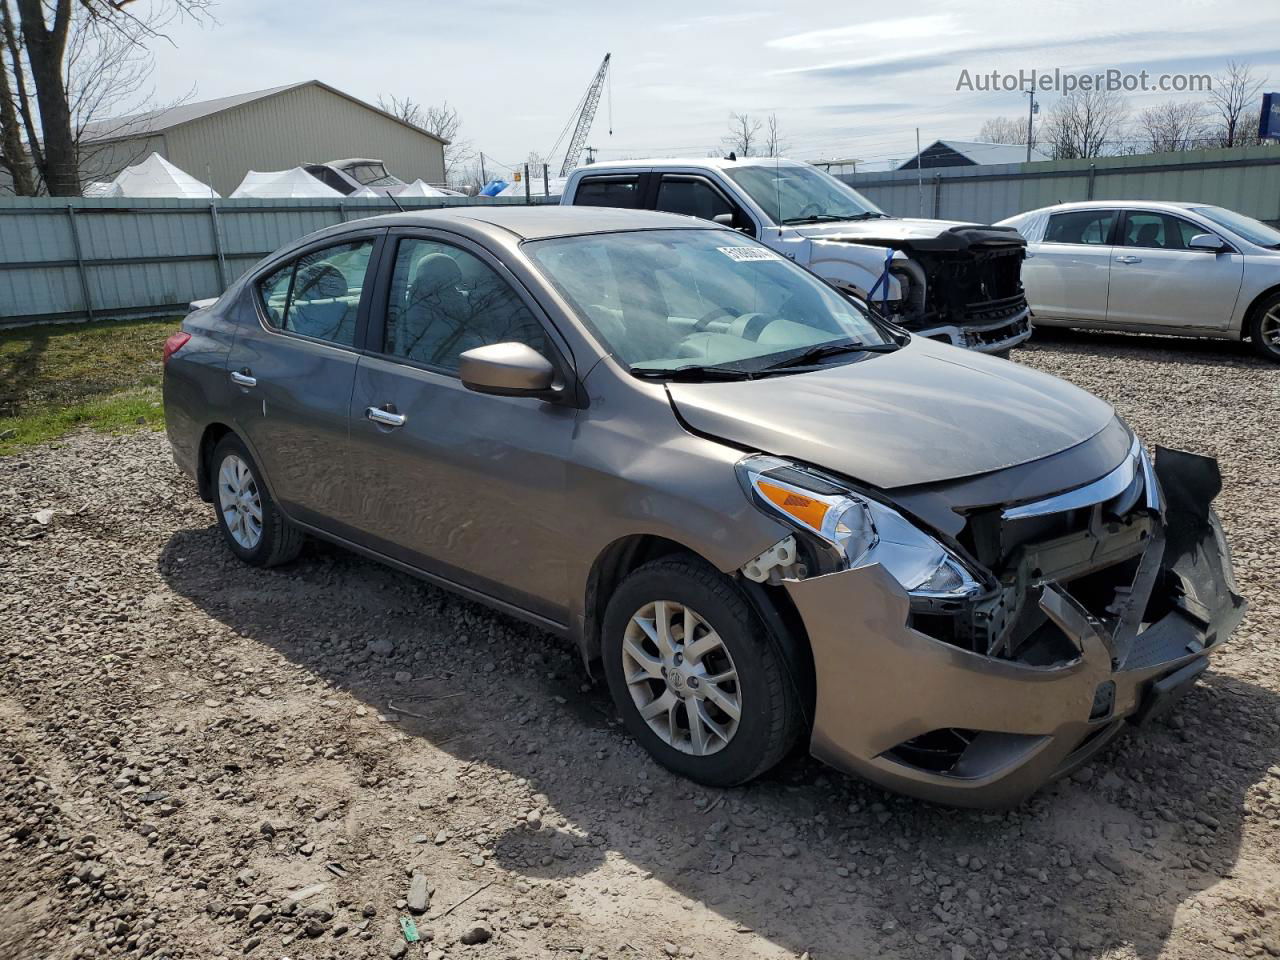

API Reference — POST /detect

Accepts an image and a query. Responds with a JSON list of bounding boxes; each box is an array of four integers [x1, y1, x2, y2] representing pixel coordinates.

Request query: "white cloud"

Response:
[[768, 15, 962, 51]]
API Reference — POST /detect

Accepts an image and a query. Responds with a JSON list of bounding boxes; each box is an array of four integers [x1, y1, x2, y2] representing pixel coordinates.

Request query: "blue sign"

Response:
[[1261, 93, 1280, 141]]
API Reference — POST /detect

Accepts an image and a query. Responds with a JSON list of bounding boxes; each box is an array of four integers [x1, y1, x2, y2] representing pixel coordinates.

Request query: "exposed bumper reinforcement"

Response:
[[783, 447, 1246, 808]]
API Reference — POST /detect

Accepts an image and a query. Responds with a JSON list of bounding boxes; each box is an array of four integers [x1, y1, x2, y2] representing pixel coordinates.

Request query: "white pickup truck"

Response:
[[560, 157, 1032, 353]]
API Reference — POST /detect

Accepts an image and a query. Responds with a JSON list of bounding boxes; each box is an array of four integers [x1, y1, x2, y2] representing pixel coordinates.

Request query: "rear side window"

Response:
[[655, 177, 735, 222], [1044, 210, 1117, 245], [574, 176, 642, 208], [256, 239, 375, 347], [382, 238, 550, 372]]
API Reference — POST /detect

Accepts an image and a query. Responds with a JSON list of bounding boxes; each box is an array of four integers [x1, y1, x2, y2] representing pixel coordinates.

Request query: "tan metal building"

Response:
[[78, 80, 447, 196]]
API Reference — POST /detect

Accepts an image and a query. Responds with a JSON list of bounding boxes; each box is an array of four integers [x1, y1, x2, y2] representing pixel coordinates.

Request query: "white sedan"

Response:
[[998, 201, 1280, 361]]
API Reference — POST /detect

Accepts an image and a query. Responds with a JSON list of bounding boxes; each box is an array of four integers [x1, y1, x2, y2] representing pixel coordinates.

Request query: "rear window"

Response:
[[256, 239, 375, 347], [573, 176, 642, 208], [1044, 210, 1116, 245]]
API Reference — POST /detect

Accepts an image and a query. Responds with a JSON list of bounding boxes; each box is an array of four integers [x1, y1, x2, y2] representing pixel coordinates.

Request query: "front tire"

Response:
[[1248, 291, 1280, 362], [211, 434, 304, 567], [601, 556, 802, 786]]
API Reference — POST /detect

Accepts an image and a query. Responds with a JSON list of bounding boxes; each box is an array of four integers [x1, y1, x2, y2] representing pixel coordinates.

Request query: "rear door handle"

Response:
[[230, 369, 257, 387], [1114, 255, 1142, 264], [366, 405, 406, 428]]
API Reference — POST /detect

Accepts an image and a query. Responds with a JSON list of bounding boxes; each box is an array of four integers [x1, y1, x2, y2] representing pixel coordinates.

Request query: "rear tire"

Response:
[[601, 556, 802, 786], [211, 434, 304, 567], [1248, 291, 1280, 362]]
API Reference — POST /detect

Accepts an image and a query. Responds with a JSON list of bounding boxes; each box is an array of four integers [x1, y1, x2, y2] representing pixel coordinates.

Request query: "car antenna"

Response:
[[387, 192, 406, 213]]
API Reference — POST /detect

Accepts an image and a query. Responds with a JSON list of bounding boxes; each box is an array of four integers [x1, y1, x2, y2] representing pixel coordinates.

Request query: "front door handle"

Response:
[[366, 405, 406, 428], [230, 369, 257, 387], [1114, 255, 1143, 264]]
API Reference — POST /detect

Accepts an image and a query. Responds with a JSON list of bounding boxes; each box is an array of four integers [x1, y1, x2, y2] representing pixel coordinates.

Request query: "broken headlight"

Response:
[[736, 455, 981, 599]]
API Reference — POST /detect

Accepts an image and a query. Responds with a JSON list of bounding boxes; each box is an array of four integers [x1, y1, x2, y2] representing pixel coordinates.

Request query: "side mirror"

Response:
[[712, 212, 750, 233], [459, 342, 558, 398], [1188, 233, 1227, 252]]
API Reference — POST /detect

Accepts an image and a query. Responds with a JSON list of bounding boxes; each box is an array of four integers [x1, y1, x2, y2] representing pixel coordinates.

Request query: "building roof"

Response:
[[898, 140, 1051, 169], [80, 80, 447, 145]]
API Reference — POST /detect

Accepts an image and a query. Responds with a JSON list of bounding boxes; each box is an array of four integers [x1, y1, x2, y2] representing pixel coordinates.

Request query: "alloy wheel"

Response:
[[1261, 305, 1280, 354], [217, 454, 264, 550], [621, 599, 742, 756]]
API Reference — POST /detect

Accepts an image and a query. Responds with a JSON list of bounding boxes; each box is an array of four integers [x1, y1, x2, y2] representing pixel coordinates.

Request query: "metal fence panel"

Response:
[[0, 195, 555, 327], [841, 146, 1280, 226]]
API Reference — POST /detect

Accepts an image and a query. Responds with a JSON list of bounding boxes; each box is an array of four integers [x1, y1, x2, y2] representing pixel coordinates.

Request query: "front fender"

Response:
[[806, 240, 905, 302]]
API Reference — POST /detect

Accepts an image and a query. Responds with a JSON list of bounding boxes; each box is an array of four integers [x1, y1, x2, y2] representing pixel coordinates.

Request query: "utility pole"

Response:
[[479, 152, 487, 185], [1025, 90, 1040, 162], [584, 146, 597, 165], [915, 127, 924, 217]]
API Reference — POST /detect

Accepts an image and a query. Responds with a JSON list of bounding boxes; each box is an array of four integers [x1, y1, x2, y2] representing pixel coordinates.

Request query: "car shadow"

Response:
[[158, 525, 1279, 960], [1024, 326, 1271, 368]]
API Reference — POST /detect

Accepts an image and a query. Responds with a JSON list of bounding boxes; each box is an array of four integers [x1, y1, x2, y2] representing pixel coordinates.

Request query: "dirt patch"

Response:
[[2, 334, 1279, 960]]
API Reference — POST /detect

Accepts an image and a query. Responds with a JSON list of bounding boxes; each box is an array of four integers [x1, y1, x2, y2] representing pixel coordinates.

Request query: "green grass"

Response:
[[0, 316, 180, 455]]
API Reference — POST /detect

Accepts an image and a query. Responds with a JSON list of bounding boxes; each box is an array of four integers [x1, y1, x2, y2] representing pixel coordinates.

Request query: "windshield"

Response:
[[723, 164, 885, 225], [1190, 206, 1280, 248], [343, 162, 403, 187], [525, 229, 892, 376]]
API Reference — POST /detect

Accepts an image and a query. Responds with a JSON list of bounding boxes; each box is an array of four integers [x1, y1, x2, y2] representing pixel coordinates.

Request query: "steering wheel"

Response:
[[692, 306, 738, 332]]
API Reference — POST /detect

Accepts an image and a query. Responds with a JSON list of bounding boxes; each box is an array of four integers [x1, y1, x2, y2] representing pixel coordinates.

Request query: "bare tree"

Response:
[[763, 112, 788, 157], [0, 3, 35, 193], [4, 0, 211, 195], [721, 111, 761, 157], [378, 95, 471, 181], [977, 115, 1034, 148], [1041, 89, 1130, 159], [1207, 60, 1266, 147], [1137, 99, 1210, 153]]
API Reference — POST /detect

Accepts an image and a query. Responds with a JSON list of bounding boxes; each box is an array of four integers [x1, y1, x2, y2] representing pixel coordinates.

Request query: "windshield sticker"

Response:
[[717, 246, 783, 263]]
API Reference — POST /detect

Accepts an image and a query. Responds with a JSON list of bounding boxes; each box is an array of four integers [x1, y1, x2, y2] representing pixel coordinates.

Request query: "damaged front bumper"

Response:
[[908, 304, 1033, 354], [782, 448, 1246, 808]]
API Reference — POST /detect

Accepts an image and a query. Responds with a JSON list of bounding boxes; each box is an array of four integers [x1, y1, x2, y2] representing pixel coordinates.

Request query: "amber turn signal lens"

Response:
[[756, 480, 831, 532]]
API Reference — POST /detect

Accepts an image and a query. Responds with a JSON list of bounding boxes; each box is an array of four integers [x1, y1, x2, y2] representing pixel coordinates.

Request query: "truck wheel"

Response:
[[211, 434, 304, 567], [601, 556, 802, 786], [1248, 291, 1280, 362]]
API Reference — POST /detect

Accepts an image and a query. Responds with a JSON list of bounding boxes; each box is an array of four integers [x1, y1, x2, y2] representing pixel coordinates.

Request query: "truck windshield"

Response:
[[723, 164, 885, 225], [1189, 206, 1280, 248], [525, 229, 893, 377]]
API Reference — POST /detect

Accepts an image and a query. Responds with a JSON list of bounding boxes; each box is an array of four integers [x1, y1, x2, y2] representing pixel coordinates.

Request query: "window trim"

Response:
[[1116, 209, 1238, 254], [364, 227, 578, 387], [653, 174, 755, 236], [1043, 208, 1121, 247], [250, 229, 388, 353]]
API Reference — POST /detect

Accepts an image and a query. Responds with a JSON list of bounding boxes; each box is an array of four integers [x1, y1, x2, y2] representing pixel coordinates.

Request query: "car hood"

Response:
[[788, 218, 979, 242], [666, 339, 1115, 489]]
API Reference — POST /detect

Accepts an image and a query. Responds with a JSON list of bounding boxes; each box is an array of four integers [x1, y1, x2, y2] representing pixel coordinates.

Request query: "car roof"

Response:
[[342, 204, 723, 240], [1022, 200, 1208, 215], [570, 156, 810, 173]]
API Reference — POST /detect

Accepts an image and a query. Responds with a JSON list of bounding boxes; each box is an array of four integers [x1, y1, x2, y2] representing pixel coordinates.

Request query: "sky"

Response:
[[145, 0, 1280, 176]]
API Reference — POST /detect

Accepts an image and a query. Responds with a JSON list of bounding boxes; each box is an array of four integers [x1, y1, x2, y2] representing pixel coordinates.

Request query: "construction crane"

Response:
[[554, 54, 611, 178]]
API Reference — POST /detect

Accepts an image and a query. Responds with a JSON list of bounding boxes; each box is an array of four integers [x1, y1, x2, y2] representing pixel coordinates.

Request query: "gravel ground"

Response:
[[2, 330, 1279, 960]]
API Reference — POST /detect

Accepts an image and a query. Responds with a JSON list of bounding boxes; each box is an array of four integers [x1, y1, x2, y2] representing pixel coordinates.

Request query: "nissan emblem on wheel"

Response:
[[164, 205, 1245, 808]]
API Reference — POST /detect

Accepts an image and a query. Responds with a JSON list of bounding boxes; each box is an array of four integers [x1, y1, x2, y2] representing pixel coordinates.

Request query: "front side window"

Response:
[[655, 177, 735, 222], [575, 176, 642, 208], [1044, 210, 1116, 245], [383, 238, 550, 372], [526, 229, 891, 374], [722, 163, 883, 225], [256, 239, 375, 346]]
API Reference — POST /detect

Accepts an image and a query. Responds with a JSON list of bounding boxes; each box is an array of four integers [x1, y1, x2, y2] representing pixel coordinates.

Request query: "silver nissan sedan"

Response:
[[163, 206, 1246, 807]]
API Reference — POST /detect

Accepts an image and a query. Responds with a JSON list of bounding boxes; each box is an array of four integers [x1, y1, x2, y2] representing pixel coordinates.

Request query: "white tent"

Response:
[[111, 153, 219, 198], [230, 168, 344, 199], [496, 177, 567, 199], [82, 180, 123, 198], [349, 186, 383, 198], [392, 179, 448, 198]]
